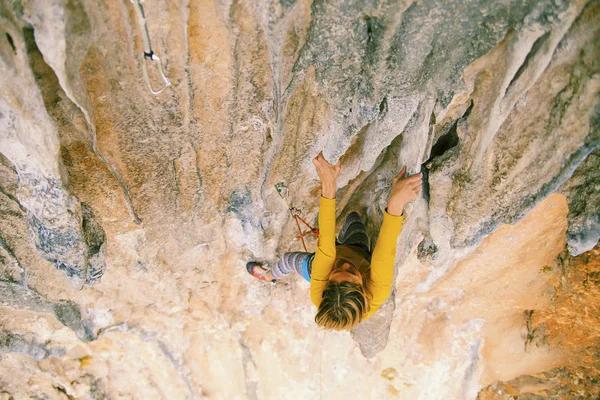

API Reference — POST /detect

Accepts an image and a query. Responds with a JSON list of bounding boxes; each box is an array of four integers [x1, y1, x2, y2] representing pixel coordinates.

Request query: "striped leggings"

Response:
[[271, 212, 370, 282]]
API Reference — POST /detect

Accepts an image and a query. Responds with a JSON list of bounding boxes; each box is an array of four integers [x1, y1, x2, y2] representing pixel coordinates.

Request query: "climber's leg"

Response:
[[270, 252, 314, 282], [337, 212, 370, 253]]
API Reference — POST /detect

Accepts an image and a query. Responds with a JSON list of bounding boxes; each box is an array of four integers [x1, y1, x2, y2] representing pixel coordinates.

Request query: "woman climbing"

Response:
[[247, 152, 422, 330]]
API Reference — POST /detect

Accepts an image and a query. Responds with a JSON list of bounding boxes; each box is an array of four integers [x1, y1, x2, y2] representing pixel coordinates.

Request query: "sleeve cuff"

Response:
[[381, 210, 404, 237], [383, 209, 404, 222], [319, 196, 336, 214]]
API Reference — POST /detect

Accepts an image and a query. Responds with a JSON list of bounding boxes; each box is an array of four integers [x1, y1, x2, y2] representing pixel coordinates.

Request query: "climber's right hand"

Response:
[[312, 152, 340, 199]]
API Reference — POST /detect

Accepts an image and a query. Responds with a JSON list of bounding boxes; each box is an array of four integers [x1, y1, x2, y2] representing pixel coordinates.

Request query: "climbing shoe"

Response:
[[246, 262, 276, 283]]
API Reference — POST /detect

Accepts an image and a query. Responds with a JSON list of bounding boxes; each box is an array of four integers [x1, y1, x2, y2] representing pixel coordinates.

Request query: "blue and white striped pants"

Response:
[[271, 212, 370, 282]]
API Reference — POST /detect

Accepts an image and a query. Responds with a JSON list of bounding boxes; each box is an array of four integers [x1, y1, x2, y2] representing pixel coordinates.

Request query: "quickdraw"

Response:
[[130, 0, 171, 95], [275, 182, 319, 252]]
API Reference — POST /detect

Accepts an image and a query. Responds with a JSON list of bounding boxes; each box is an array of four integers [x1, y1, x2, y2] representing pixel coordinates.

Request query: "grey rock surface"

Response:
[[0, 280, 94, 341], [351, 291, 395, 358], [0, 331, 66, 360], [560, 134, 600, 256], [0, 7, 107, 289]]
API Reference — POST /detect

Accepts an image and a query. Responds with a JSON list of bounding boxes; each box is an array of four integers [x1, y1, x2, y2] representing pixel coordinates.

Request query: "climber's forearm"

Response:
[[386, 202, 405, 217], [309, 152, 339, 308], [310, 197, 337, 306], [365, 211, 404, 319], [321, 181, 336, 199], [315, 196, 336, 259]]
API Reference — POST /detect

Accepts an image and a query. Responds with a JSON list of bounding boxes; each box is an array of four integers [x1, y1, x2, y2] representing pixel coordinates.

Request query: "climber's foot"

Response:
[[246, 262, 275, 283]]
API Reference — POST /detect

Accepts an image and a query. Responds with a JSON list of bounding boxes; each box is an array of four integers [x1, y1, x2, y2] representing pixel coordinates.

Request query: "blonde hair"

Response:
[[314, 281, 370, 330]]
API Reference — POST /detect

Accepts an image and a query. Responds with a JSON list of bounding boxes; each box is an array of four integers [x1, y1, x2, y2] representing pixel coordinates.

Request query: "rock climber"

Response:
[[247, 152, 422, 330]]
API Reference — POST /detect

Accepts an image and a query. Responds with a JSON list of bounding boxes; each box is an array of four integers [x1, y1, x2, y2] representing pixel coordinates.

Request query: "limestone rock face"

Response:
[[0, 0, 598, 399]]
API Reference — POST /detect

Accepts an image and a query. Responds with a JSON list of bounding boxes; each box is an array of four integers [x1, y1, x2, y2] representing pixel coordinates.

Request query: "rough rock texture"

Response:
[[0, 0, 598, 398], [478, 246, 600, 399], [0, 19, 107, 289], [559, 148, 600, 256]]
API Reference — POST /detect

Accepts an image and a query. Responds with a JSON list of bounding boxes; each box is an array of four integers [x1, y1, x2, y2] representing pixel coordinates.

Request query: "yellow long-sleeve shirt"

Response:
[[309, 197, 404, 320]]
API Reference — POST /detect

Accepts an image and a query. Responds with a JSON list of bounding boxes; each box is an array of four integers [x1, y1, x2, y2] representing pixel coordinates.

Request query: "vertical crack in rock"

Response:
[[418, 99, 474, 264], [460, 339, 481, 398], [4, 32, 15, 53], [429, 112, 462, 161], [182, 0, 195, 130], [424, 101, 472, 195], [90, 148, 143, 225], [155, 340, 194, 400], [239, 338, 258, 400], [193, 146, 204, 211], [504, 31, 551, 98], [171, 159, 181, 212]]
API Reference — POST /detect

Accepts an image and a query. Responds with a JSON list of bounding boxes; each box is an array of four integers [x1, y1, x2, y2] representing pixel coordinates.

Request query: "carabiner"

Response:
[[130, 0, 171, 95], [142, 52, 171, 95]]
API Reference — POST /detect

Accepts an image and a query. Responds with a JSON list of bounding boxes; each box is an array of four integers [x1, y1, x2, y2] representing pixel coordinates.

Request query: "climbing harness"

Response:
[[275, 182, 319, 252], [129, 0, 171, 95]]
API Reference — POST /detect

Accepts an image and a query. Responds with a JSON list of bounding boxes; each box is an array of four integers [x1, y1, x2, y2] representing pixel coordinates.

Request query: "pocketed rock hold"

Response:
[[25, 175, 106, 289], [559, 147, 600, 256], [81, 203, 107, 285], [351, 292, 396, 358], [53, 300, 96, 342]]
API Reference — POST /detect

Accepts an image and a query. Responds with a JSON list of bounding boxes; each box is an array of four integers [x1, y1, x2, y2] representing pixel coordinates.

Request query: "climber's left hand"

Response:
[[387, 167, 422, 216]]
